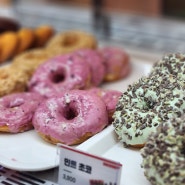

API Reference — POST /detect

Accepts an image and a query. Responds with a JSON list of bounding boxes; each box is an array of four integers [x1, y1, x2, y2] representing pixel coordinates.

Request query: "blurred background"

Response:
[[1, 0, 185, 59]]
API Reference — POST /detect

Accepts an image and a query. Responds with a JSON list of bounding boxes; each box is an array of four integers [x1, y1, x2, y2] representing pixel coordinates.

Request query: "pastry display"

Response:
[[141, 115, 185, 185], [32, 90, 108, 145]]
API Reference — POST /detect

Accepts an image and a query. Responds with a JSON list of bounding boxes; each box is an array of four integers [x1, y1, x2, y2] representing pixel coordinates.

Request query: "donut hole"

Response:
[[63, 104, 78, 120], [62, 35, 78, 47], [8, 99, 24, 108], [51, 70, 66, 83], [143, 97, 156, 110]]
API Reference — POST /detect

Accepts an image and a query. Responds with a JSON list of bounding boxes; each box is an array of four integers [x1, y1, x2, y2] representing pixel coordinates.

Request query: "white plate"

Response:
[[0, 58, 153, 172]]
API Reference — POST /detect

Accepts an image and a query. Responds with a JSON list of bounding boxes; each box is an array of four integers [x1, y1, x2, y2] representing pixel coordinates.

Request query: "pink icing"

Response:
[[28, 54, 91, 98], [74, 49, 106, 86], [0, 92, 43, 133], [99, 47, 131, 80], [32, 90, 108, 145]]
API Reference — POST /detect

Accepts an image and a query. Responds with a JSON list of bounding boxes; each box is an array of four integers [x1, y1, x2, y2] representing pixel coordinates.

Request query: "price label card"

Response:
[[58, 144, 122, 185]]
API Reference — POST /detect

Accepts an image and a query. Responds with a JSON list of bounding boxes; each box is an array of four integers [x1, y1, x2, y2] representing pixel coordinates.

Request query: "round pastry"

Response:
[[46, 30, 97, 55], [0, 16, 20, 33], [0, 31, 18, 62], [28, 54, 91, 98], [99, 46, 131, 82], [141, 115, 185, 185], [0, 66, 29, 97], [34, 25, 55, 47], [88, 87, 122, 123], [74, 49, 105, 86], [112, 74, 185, 148], [150, 53, 185, 81], [16, 28, 35, 54], [12, 48, 54, 78], [0, 92, 43, 133], [32, 90, 108, 145]]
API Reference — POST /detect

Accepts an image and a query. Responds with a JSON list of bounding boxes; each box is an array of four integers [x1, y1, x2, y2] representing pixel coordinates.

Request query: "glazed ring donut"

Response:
[[46, 30, 97, 55], [34, 25, 55, 47], [0, 66, 29, 97], [74, 49, 105, 86], [141, 115, 185, 184], [150, 53, 185, 80], [0, 31, 18, 62], [99, 46, 131, 82], [12, 48, 54, 78], [28, 54, 91, 98], [88, 87, 122, 123], [32, 90, 108, 145], [0, 92, 43, 133], [16, 28, 35, 54], [112, 74, 185, 148]]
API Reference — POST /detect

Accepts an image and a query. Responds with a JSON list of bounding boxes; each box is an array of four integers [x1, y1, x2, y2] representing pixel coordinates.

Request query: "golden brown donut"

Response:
[[46, 30, 97, 55], [34, 25, 55, 47], [0, 31, 18, 63], [16, 28, 35, 54], [0, 65, 29, 97]]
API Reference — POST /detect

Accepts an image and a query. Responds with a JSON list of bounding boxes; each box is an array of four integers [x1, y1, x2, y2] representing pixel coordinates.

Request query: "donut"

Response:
[[0, 92, 43, 133], [0, 16, 20, 33], [46, 30, 97, 55], [0, 31, 18, 62], [34, 25, 55, 47], [112, 74, 185, 148], [74, 49, 105, 86], [16, 28, 35, 54], [12, 48, 54, 78], [141, 115, 185, 185], [28, 54, 91, 98], [150, 53, 185, 80], [32, 90, 108, 145], [88, 87, 122, 123], [0, 66, 29, 97], [99, 46, 131, 82]]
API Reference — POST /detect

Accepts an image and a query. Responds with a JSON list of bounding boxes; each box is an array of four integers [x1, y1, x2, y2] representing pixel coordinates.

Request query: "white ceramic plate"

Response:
[[0, 58, 153, 172]]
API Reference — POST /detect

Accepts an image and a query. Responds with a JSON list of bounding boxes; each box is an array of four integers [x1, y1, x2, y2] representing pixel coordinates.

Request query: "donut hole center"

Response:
[[8, 99, 24, 109], [51, 70, 65, 83], [143, 97, 156, 110], [63, 105, 78, 120], [63, 35, 78, 47]]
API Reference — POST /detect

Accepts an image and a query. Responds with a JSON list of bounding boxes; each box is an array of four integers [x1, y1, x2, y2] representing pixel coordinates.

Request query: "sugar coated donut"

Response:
[[46, 30, 97, 55], [75, 49, 105, 86], [112, 74, 185, 148], [99, 46, 131, 82], [150, 53, 185, 80], [88, 87, 122, 122], [0, 92, 43, 133], [33, 90, 108, 145], [141, 115, 185, 185], [28, 54, 91, 98]]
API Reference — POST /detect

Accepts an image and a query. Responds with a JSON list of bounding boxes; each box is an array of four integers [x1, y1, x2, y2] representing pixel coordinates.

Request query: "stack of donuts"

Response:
[[0, 29, 131, 146]]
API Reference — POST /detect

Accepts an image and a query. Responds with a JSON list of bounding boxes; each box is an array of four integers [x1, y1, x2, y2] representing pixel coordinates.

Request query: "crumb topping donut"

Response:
[[150, 53, 185, 80], [28, 54, 91, 98], [88, 87, 122, 123], [99, 46, 131, 82], [112, 74, 185, 148], [141, 115, 185, 185], [32, 90, 108, 145], [0, 92, 43, 133], [0, 66, 29, 97], [46, 30, 97, 55], [74, 49, 106, 86]]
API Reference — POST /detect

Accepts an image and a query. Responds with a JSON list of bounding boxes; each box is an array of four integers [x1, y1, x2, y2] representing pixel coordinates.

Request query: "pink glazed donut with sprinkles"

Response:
[[99, 46, 131, 82], [28, 54, 91, 98], [0, 92, 43, 133], [74, 49, 106, 86], [32, 90, 108, 145]]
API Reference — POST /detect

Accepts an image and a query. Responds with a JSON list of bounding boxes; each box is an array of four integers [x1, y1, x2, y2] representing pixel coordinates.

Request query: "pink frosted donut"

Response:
[[99, 46, 131, 82], [88, 87, 122, 122], [28, 54, 91, 98], [74, 49, 106, 86], [32, 90, 108, 145], [0, 92, 43, 133]]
